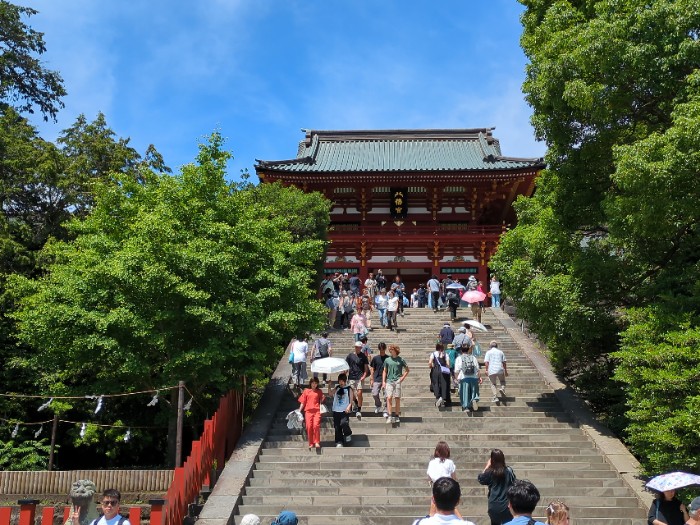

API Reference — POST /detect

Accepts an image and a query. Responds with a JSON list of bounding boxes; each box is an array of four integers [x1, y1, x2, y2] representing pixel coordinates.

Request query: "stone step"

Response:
[[213, 307, 647, 525], [264, 434, 591, 444], [232, 514, 644, 525], [232, 504, 646, 519], [258, 446, 602, 457], [245, 481, 631, 492], [251, 463, 620, 482], [240, 494, 641, 508]]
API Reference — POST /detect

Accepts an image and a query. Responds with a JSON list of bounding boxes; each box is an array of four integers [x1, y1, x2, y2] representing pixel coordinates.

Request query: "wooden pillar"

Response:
[[148, 499, 165, 525], [41, 507, 55, 525], [128, 507, 141, 525], [18, 500, 39, 525], [0, 507, 11, 525]]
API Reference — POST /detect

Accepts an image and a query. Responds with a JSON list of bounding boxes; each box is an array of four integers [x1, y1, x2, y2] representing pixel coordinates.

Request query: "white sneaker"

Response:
[[356, 411, 362, 421], [492, 396, 499, 403], [336, 443, 343, 447], [471, 400, 479, 411], [435, 397, 443, 408], [374, 407, 381, 414], [383, 411, 389, 418], [394, 416, 400, 424], [345, 435, 352, 443], [499, 387, 506, 397], [386, 415, 394, 424]]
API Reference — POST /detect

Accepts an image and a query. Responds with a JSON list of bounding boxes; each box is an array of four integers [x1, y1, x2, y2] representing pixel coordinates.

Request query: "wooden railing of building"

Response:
[[0, 388, 244, 525]]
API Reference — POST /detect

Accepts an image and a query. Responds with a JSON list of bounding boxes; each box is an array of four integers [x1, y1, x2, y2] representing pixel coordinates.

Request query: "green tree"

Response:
[[0, 1, 66, 121], [9, 132, 329, 466], [0, 110, 170, 435], [493, 0, 700, 465]]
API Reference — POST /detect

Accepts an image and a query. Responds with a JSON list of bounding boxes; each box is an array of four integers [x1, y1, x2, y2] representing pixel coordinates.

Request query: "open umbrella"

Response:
[[311, 357, 349, 375], [464, 320, 488, 332], [446, 282, 466, 290], [646, 472, 700, 492], [462, 290, 486, 303]]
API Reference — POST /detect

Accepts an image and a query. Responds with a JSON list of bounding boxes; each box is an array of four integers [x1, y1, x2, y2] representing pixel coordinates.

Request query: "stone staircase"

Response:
[[228, 307, 648, 525]]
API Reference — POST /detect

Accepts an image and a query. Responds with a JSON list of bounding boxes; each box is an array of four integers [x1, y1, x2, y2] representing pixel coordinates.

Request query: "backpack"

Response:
[[461, 354, 477, 375], [361, 296, 370, 310], [316, 340, 330, 358], [446, 291, 458, 304]]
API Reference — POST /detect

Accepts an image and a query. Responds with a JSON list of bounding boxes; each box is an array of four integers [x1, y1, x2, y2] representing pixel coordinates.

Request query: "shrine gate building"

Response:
[[255, 128, 544, 290]]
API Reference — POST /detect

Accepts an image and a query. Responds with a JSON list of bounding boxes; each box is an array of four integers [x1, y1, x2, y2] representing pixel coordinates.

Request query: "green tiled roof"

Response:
[[256, 129, 544, 173]]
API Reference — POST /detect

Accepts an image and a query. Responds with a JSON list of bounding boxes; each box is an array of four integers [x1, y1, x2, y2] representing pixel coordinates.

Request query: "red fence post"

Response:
[[18, 500, 39, 525], [128, 507, 141, 525], [42, 507, 55, 525], [149, 500, 165, 525], [0, 507, 11, 525]]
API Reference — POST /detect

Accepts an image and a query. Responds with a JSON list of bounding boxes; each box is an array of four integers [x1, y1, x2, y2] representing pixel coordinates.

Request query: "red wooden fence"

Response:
[[158, 388, 244, 525], [0, 388, 244, 525]]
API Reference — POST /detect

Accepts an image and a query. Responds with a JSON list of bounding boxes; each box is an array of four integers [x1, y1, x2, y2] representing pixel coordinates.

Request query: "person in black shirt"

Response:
[[648, 489, 688, 525], [346, 342, 370, 420], [369, 342, 389, 416]]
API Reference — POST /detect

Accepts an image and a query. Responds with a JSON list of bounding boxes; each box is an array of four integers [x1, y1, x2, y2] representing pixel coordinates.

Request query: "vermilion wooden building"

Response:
[[255, 129, 544, 289]]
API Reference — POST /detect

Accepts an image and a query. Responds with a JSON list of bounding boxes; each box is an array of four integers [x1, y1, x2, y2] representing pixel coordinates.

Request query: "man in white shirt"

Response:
[[412, 478, 475, 525], [427, 275, 441, 312], [483, 340, 508, 404], [91, 489, 130, 525]]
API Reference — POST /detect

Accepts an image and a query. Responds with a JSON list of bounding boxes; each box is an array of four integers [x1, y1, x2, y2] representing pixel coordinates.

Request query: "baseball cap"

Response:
[[689, 497, 700, 513], [354, 341, 363, 347]]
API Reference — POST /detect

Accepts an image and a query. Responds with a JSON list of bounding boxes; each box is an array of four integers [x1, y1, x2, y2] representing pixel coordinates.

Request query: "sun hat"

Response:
[[689, 497, 700, 513], [271, 511, 298, 525], [240, 515, 260, 525], [354, 341, 363, 347]]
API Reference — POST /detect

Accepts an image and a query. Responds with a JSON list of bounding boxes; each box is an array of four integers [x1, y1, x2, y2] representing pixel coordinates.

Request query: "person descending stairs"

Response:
[[217, 307, 648, 525]]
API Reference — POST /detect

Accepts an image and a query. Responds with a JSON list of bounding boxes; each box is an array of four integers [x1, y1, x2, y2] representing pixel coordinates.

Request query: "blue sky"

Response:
[[22, 0, 546, 183]]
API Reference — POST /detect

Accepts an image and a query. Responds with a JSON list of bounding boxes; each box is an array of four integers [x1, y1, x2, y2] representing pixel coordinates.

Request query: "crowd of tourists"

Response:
[[320, 271, 502, 331], [284, 272, 613, 524]]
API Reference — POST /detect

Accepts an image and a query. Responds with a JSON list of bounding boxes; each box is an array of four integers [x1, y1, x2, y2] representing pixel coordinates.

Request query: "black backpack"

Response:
[[316, 340, 330, 358], [461, 355, 477, 375]]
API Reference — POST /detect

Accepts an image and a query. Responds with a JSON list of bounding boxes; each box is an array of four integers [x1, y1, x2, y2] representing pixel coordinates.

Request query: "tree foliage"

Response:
[[8, 133, 329, 466], [0, 438, 52, 470], [493, 0, 700, 471], [0, 1, 66, 121], [0, 109, 170, 452]]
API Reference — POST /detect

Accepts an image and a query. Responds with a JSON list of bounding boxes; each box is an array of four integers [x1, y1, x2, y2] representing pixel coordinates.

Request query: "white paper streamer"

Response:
[[183, 397, 193, 411], [123, 429, 131, 442], [94, 395, 104, 414], [11, 423, 19, 438], [34, 425, 43, 438], [80, 422, 87, 437], [37, 398, 54, 411], [147, 393, 159, 407]]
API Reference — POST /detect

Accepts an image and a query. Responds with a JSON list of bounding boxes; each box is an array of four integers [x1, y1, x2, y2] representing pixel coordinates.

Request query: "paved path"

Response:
[[199, 306, 649, 525]]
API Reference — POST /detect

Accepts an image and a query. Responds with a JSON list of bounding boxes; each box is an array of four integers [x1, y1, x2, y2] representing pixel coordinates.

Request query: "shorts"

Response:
[[349, 378, 364, 392], [371, 381, 384, 398], [385, 380, 402, 398]]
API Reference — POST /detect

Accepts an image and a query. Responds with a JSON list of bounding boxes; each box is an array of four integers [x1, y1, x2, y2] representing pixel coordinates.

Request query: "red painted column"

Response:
[[128, 506, 141, 525], [41, 507, 55, 525], [0, 507, 11, 525], [148, 500, 165, 525], [18, 500, 39, 525]]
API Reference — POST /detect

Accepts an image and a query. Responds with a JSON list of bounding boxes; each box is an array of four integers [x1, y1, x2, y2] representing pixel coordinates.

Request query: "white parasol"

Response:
[[311, 357, 349, 375], [464, 320, 488, 332]]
